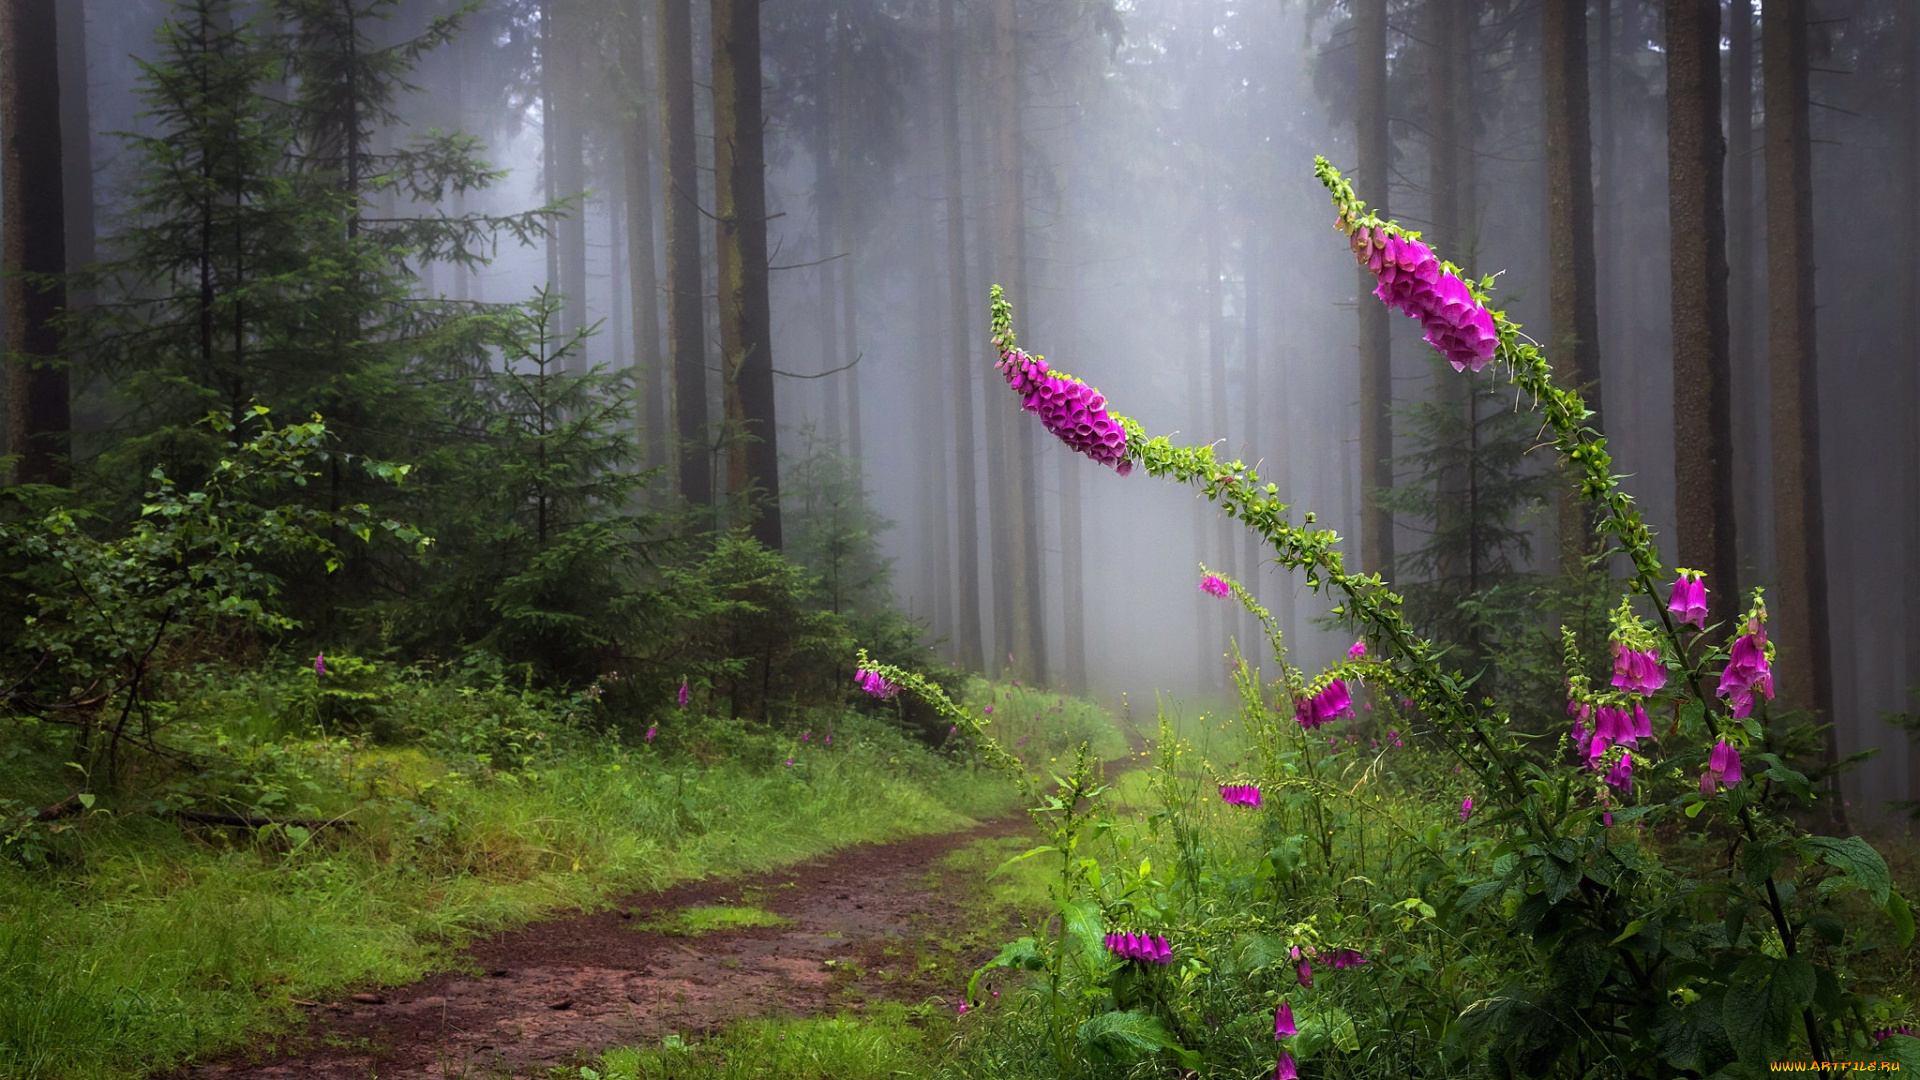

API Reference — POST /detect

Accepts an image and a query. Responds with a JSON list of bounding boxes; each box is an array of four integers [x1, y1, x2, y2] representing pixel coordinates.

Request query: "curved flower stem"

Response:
[[1315, 157, 1832, 1072]]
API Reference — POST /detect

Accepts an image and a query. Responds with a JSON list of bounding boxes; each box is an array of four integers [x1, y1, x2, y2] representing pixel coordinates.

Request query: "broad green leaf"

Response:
[[1076, 1010, 1192, 1065], [990, 844, 1051, 878], [1886, 891, 1914, 950], [1798, 836, 1891, 906]]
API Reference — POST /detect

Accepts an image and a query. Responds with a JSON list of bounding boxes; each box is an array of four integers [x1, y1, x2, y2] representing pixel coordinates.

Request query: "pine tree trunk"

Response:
[[1429, 0, 1470, 588], [1665, 0, 1739, 628], [711, 0, 780, 548], [659, 0, 710, 506], [552, 5, 588, 359], [1904, 0, 1920, 811], [992, 0, 1043, 683], [1727, 0, 1762, 587], [917, 152, 953, 646], [1205, 166, 1233, 672], [2, 0, 70, 487], [1058, 156, 1087, 695], [973, 77, 1013, 677], [1355, 0, 1393, 577], [940, 0, 984, 673], [621, 31, 667, 478], [1545, 0, 1604, 577], [1593, 0, 1613, 346], [813, 90, 843, 446], [1762, 0, 1841, 826]]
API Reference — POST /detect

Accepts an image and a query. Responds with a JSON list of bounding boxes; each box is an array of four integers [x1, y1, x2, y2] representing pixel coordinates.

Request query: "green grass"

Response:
[[575, 1002, 954, 1080], [0, 721, 1018, 1079], [637, 904, 792, 936]]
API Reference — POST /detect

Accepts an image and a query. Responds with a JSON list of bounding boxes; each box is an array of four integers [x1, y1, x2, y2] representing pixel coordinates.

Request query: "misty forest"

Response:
[[3, 0, 1920, 1077]]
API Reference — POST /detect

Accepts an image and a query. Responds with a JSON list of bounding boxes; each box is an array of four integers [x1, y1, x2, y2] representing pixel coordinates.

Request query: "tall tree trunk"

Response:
[[1058, 155, 1087, 695], [1905, 0, 1920, 810], [1205, 167, 1233, 669], [939, 0, 984, 673], [991, 0, 1043, 683], [917, 161, 953, 645], [2, 0, 70, 487], [1726, 0, 1763, 586], [813, 87, 843, 446], [1763, 0, 1840, 826], [1666, 0, 1739, 627], [1354, 0, 1393, 577], [622, 27, 667, 478], [552, 4, 587, 359], [1594, 0, 1613, 351], [659, 0, 710, 507], [972, 78, 1012, 677], [1544, 0, 1604, 575], [1429, 0, 1471, 587], [711, 0, 781, 548], [56, 0, 88, 280]]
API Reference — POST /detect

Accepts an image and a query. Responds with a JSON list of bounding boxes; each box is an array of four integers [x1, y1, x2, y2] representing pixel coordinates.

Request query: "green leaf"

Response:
[[1720, 955, 1815, 1066], [1798, 836, 1891, 906], [990, 844, 1051, 878], [1743, 843, 1783, 889], [1609, 919, 1647, 947], [76, 793, 95, 811], [1076, 1010, 1193, 1066], [1886, 891, 1914, 950]]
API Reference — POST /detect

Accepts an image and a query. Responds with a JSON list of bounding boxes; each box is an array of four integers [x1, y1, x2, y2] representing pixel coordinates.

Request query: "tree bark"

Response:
[[1355, 0, 1393, 577], [2, 0, 71, 487], [939, 0, 984, 673], [813, 81, 843, 446], [1905, 0, 1920, 810], [991, 0, 1043, 683], [1058, 153, 1087, 695], [1545, 0, 1604, 576], [658, 0, 711, 507], [972, 76, 1013, 677], [1429, 0, 1471, 586], [917, 160, 953, 645], [1593, 0, 1613, 346], [1727, 0, 1763, 589], [550, 2, 588, 357], [1762, 0, 1841, 825], [621, 26, 667, 479], [711, 0, 781, 548], [1665, 0, 1738, 628]]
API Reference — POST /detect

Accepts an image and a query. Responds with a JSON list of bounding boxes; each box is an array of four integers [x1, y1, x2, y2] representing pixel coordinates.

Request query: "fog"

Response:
[[27, 0, 1920, 814]]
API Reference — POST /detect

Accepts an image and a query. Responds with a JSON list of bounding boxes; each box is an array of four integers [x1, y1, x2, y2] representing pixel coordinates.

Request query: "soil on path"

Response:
[[182, 813, 1035, 1080]]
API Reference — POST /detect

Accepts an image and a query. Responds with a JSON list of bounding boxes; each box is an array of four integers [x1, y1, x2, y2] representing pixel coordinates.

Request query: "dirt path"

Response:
[[181, 813, 1035, 1079]]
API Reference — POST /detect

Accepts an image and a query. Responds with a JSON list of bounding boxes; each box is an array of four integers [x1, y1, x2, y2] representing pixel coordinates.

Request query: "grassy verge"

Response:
[[0, 681, 1024, 1080]]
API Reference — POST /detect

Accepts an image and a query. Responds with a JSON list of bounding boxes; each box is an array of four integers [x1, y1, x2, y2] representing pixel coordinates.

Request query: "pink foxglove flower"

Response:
[[1295, 679, 1355, 729], [1275, 1000, 1296, 1039], [314, 652, 327, 676], [1352, 228, 1498, 372], [1348, 640, 1367, 659], [1326, 949, 1367, 969], [1699, 738, 1743, 794], [1220, 783, 1263, 808], [1200, 574, 1231, 598], [1460, 797, 1474, 822], [1604, 752, 1634, 793], [677, 678, 690, 707], [994, 331, 1131, 473], [1276, 1051, 1299, 1080], [1717, 616, 1775, 719], [1103, 932, 1173, 964], [1668, 572, 1709, 629], [645, 725, 657, 742], [1873, 1026, 1916, 1042], [855, 668, 900, 699], [1296, 956, 1314, 988], [1610, 642, 1667, 696]]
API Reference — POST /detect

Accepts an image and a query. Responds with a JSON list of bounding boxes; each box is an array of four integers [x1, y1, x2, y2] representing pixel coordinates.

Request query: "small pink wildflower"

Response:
[[1460, 796, 1473, 822], [1348, 640, 1366, 659], [1200, 574, 1231, 598], [314, 652, 327, 676]]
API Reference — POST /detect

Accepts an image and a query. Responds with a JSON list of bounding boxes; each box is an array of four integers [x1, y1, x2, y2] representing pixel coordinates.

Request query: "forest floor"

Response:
[[174, 812, 1041, 1080]]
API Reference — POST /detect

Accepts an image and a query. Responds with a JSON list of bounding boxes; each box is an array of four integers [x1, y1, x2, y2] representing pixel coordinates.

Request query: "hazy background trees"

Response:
[[6, 0, 1919, 816]]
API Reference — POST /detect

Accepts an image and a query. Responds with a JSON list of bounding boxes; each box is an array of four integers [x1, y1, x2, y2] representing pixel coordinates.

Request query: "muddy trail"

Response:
[[181, 812, 1040, 1080]]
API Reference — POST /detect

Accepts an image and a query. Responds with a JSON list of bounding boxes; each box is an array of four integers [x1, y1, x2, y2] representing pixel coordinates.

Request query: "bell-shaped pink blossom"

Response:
[[997, 346, 1131, 473], [855, 668, 900, 699], [1668, 573, 1710, 629], [1276, 1051, 1299, 1080], [1200, 574, 1231, 598], [1610, 642, 1667, 696], [1717, 627, 1775, 719], [1460, 796, 1474, 822], [1700, 738, 1743, 793], [1295, 679, 1355, 729], [1604, 752, 1634, 793], [677, 678, 690, 707], [1275, 1000, 1296, 1039]]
